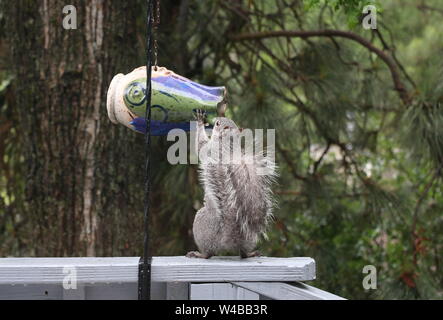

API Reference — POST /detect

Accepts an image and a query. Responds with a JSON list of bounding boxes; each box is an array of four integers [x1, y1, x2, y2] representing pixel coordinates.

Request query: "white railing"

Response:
[[0, 256, 345, 300]]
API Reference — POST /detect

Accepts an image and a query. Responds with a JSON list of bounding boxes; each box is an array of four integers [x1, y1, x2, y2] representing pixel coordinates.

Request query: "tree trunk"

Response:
[[2, 0, 145, 256]]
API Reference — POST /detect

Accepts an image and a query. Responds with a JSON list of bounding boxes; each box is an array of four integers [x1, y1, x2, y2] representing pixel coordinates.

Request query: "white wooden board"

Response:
[[0, 256, 315, 284], [190, 283, 259, 300], [232, 282, 346, 300]]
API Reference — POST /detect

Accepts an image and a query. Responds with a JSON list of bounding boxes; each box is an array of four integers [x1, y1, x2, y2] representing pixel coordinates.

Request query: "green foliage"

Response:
[[304, 0, 382, 27]]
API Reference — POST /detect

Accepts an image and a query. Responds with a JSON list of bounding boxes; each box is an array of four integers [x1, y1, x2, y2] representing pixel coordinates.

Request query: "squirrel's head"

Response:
[[211, 117, 240, 138]]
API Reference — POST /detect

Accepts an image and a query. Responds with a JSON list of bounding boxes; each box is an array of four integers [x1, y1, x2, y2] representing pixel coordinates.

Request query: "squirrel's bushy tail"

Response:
[[226, 139, 278, 242]]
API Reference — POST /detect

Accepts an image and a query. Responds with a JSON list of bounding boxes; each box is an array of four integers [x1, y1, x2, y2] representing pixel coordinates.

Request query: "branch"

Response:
[[229, 29, 411, 105], [312, 143, 330, 175], [373, 27, 417, 89], [276, 190, 303, 196], [417, 4, 443, 16], [275, 141, 308, 182], [276, 190, 368, 199], [410, 162, 443, 265]]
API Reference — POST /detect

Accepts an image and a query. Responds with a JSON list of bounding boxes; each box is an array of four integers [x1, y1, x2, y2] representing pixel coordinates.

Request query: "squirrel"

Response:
[[186, 110, 277, 259]]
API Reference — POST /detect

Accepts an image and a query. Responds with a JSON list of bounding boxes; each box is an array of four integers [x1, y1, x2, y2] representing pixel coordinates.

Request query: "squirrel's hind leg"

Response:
[[186, 251, 213, 259], [239, 239, 261, 258], [240, 250, 261, 259], [190, 206, 220, 259]]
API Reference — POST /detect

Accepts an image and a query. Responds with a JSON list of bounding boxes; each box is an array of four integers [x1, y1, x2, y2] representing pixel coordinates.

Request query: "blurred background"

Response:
[[0, 0, 442, 299]]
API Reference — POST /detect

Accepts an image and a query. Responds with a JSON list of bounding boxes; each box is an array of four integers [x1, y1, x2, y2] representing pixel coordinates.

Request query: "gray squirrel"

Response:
[[186, 110, 277, 259]]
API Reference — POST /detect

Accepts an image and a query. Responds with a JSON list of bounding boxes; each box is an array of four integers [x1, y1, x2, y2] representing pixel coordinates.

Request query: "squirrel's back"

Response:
[[200, 136, 277, 244]]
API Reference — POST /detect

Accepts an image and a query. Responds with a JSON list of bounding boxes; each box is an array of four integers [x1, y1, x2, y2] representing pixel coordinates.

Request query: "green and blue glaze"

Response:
[[124, 74, 226, 135]]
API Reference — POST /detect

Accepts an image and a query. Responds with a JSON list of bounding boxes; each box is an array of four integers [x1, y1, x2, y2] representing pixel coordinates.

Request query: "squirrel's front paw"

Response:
[[193, 109, 207, 125]]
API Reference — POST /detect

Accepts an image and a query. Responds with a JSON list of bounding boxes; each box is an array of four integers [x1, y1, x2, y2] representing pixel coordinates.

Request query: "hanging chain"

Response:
[[139, 0, 161, 301], [153, 0, 160, 71]]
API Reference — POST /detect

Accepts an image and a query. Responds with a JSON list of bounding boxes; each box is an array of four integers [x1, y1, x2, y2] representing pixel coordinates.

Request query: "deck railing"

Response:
[[0, 256, 345, 300]]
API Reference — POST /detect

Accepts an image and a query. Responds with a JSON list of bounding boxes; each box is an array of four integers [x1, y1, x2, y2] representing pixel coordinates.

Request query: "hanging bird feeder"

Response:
[[106, 66, 228, 135]]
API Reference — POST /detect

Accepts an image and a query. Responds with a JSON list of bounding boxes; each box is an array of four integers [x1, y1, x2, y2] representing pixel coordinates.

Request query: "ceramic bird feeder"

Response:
[[106, 66, 227, 135]]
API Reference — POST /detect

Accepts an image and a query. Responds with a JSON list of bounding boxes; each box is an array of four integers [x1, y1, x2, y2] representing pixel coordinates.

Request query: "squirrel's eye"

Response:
[[216, 121, 220, 126]]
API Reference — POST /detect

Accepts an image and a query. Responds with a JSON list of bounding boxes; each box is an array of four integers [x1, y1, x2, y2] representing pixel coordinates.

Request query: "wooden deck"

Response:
[[0, 256, 345, 300]]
